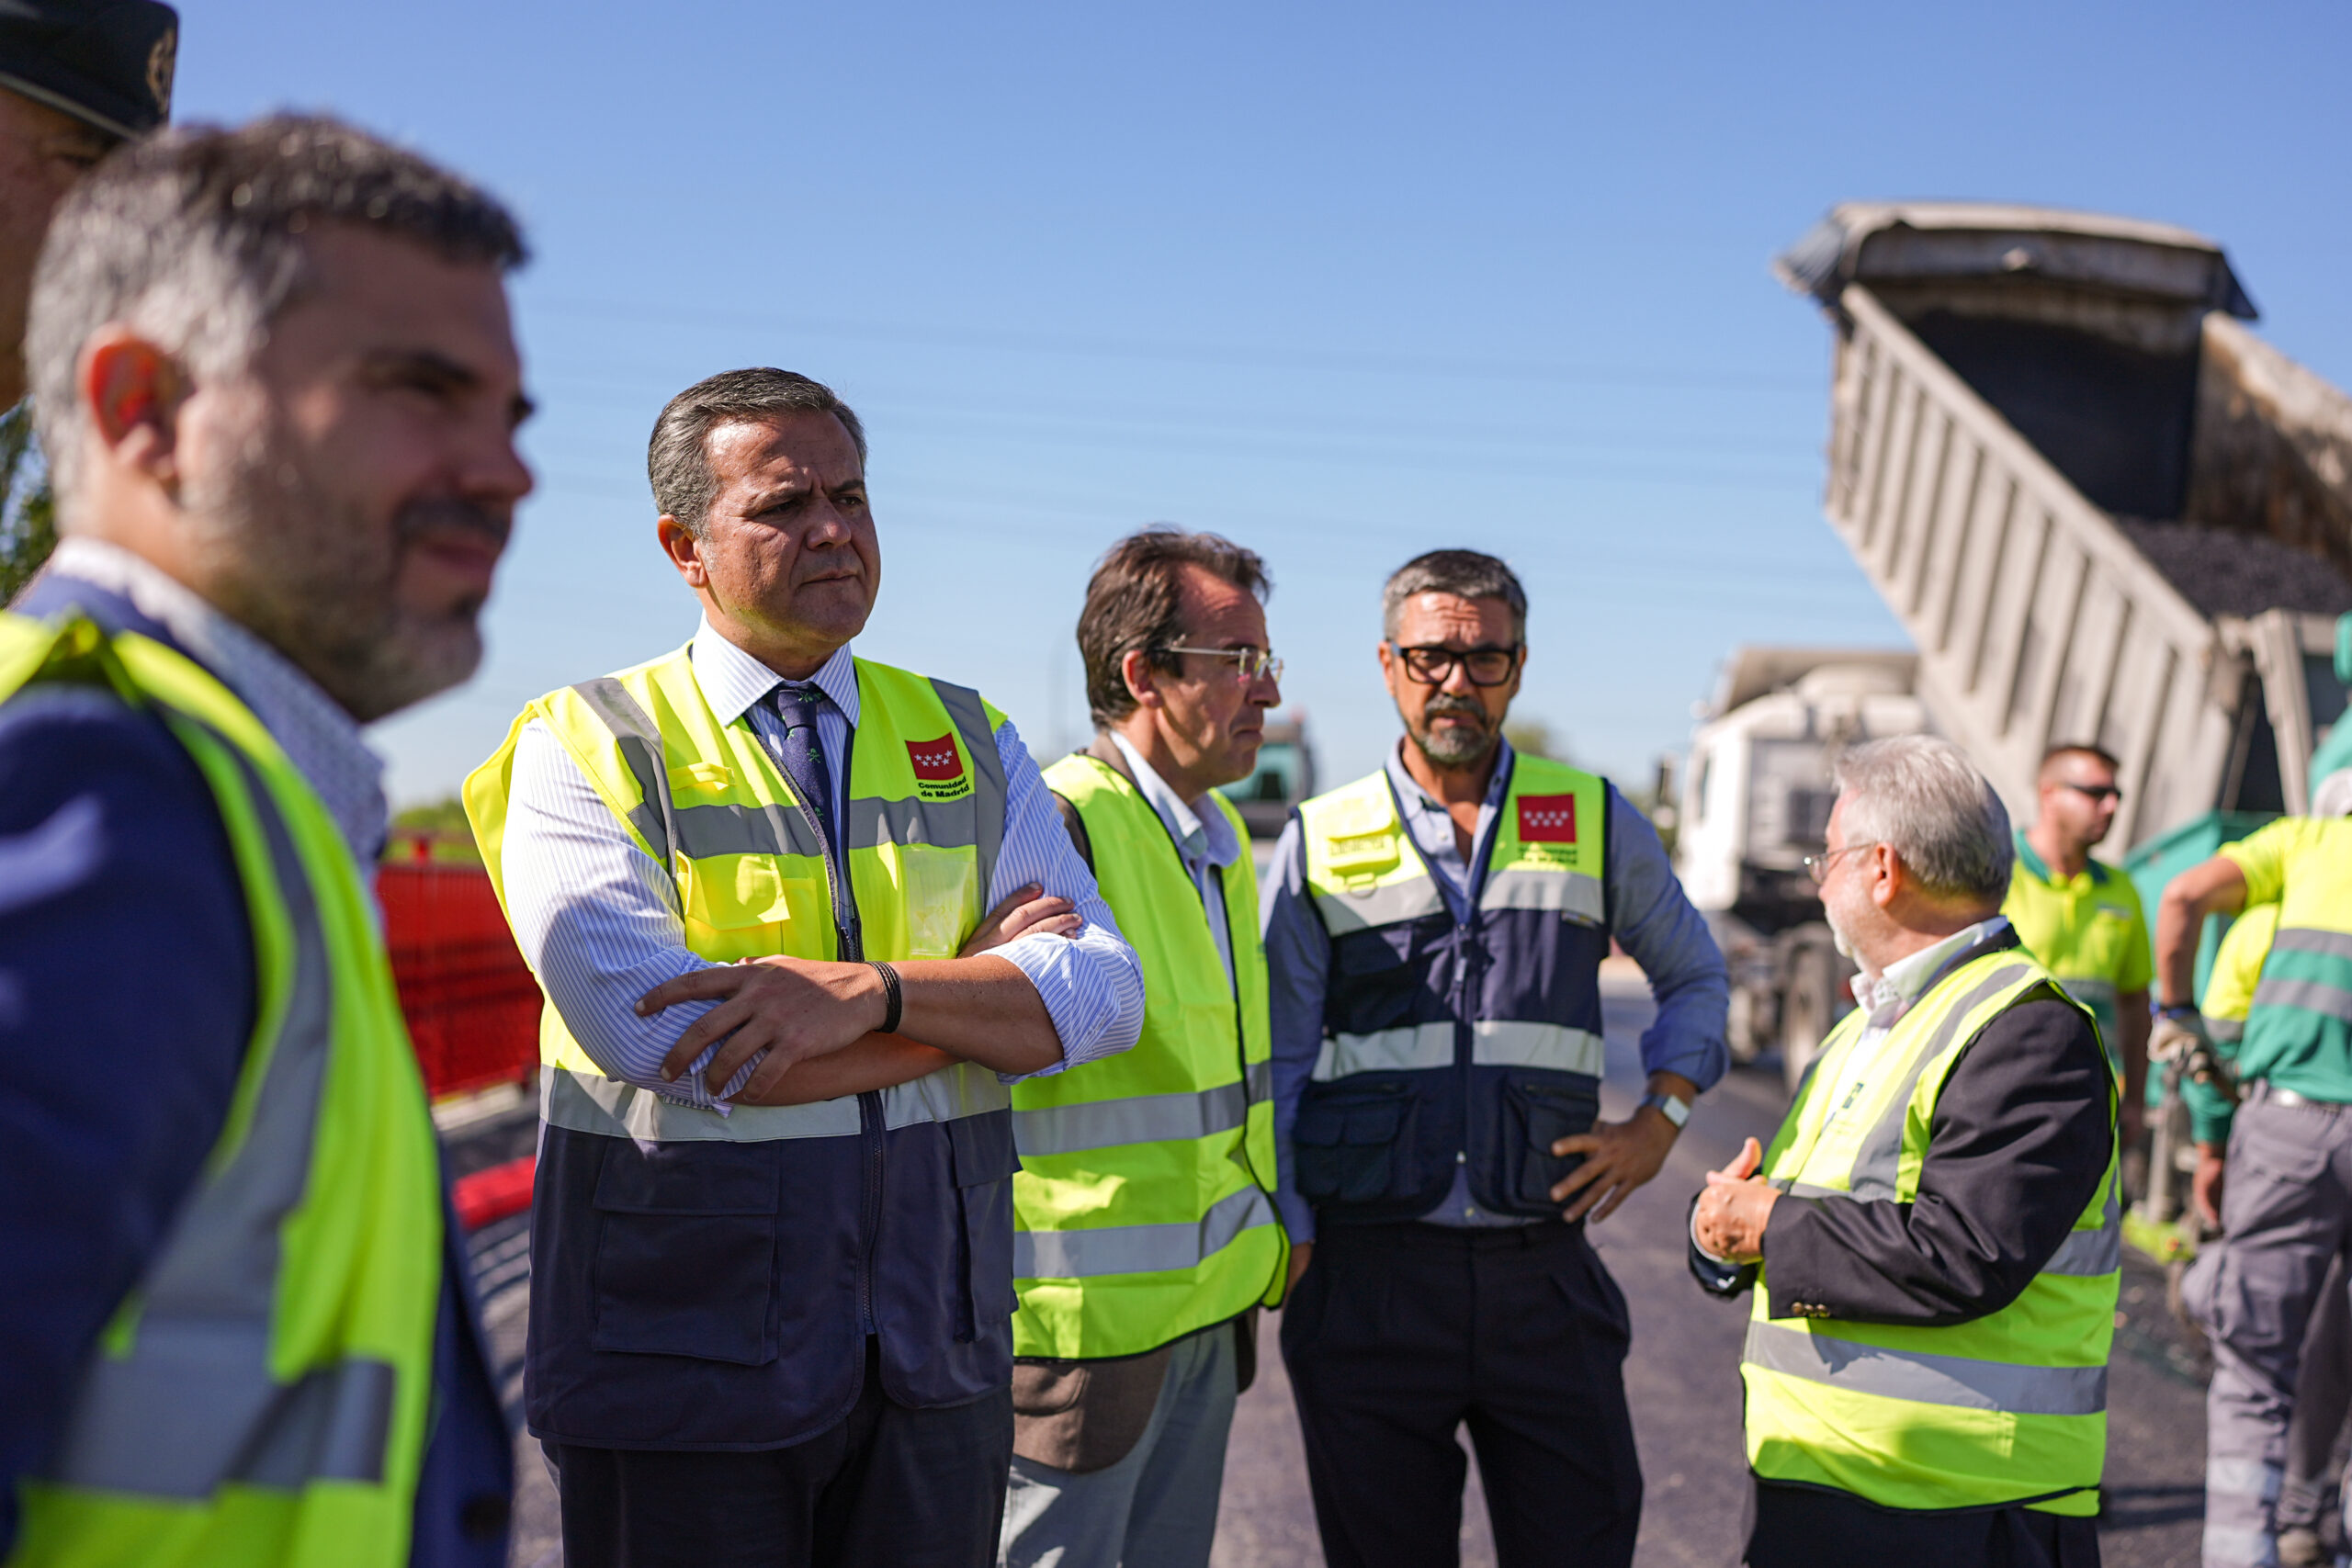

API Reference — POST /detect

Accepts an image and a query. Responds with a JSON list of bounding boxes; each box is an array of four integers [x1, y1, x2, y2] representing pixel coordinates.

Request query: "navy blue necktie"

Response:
[[769, 685, 835, 853]]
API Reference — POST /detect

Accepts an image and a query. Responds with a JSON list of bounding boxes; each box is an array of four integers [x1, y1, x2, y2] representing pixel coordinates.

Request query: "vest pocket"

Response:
[[1507, 1078, 1599, 1209], [948, 1112, 1022, 1339], [1294, 1081, 1418, 1204], [590, 1142, 779, 1365]]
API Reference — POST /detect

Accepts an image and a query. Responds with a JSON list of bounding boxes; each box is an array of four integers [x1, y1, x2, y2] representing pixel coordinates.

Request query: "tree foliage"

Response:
[[0, 404, 56, 603]]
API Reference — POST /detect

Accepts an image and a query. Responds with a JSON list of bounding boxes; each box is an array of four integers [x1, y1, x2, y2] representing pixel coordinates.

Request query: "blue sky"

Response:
[[181, 1, 2352, 804]]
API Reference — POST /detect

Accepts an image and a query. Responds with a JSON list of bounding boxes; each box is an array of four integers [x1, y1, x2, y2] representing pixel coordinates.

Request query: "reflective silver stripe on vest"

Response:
[[845, 795, 985, 853], [1479, 866, 1604, 925], [2252, 976, 2352, 1022], [546, 1060, 1009, 1144], [2274, 927, 2352, 962], [2208, 1017, 2246, 1044], [1013, 1060, 1273, 1156], [1015, 1183, 1276, 1279], [50, 739, 398, 1497], [1470, 1020, 1606, 1076], [571, 676, 677, 864], [931, 678, 1005, 908], [1312, 1020, 1602, 1081], [1311, 874, 1448, 937], [1784, 1173, 2120, 1279], [1846, 964, 2037, 1201], [1743, 1320, 2107, 1417], [1314, 1021, 1453, 1080], [880, 1059, 1013, 1130]]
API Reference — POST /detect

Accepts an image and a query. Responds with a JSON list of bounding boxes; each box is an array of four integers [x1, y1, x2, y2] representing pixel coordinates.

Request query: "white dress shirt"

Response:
[[1105, 730, 1241, 986], [500, 618, 1145, 1108]]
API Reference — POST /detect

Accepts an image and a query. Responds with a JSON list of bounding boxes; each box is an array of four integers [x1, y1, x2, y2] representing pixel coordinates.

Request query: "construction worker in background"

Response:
[[2003, 742, 2153, 1149], [1693, 735, 2118, 1568], [2157, 769, 2352, 1568], [466, 368, 1144, 1568], [1001, 527, 1288, 1566], [1261, 548, 1729, 1568], [0, 0, 175, 412], [1, 118, 530, 1565]]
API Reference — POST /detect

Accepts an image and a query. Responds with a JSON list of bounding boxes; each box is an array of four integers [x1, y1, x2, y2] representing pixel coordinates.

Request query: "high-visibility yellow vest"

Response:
[[2003, 831, 2150, 1066], [464, 644, 1013, 1140], [1742, 945, 2119, 1516], [1290, 757, 1611, 1221], [1013, 755, 1284, 1359], [4, 615, 441, 1568], [2202, 904, 2281, 1045], [2220, 817, 2352, 1091]]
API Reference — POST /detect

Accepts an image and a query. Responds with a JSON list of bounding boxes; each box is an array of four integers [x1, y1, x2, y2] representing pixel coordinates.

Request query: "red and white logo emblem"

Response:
[[1517, 794, 1577, 844], [907, 735, 966, 783]]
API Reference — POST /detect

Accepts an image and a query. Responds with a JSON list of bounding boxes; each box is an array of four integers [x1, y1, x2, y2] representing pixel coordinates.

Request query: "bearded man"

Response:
[[1259, 548, 1728, 1568]]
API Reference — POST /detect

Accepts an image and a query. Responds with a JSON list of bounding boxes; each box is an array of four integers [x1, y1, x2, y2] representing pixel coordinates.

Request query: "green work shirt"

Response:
[[2003, 831, 2151, 1067], [2186, 817, 2352, 1145]]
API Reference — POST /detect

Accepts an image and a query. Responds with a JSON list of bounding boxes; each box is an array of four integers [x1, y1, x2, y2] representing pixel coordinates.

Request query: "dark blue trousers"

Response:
[[545, 1340, 1012, 1568], [1280, 1220, 1642, 1568]]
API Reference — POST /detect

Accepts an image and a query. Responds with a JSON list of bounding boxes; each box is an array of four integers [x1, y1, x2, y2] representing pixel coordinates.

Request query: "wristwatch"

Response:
[[1638, 1090, 1691, 1129]]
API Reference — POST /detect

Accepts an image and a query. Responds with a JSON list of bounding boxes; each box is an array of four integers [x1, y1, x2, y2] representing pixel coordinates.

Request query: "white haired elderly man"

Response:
[[1691, 736, 2118, 1568]]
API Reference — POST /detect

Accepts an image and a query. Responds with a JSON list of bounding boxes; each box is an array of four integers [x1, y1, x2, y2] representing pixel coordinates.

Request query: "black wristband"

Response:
[[869, 960, 903, 1034]]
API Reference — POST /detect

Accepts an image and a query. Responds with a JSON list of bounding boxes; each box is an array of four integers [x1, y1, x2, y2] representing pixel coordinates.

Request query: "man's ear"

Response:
[[81, 329, 185, 487], [657, 516, 707, 588], [1120, 648, 1162, 711], [1870, 845, 1905, 910]]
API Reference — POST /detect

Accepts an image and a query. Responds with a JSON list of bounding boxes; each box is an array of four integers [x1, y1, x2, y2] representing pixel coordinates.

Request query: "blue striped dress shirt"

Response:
[[500, 619, 1145, 1108]]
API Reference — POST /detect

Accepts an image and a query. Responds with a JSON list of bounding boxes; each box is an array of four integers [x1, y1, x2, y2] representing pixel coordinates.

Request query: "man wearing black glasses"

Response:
[[1260, 548, 1728, 1568], [2002, 743, 2153, 1149]]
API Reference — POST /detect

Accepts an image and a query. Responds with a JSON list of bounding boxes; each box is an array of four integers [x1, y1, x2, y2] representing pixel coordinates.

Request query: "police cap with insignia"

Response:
[[0, 0, 176, 142]]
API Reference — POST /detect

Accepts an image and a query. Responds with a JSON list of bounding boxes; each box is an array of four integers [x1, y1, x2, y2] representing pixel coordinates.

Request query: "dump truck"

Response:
[[1671, 648, 1928, 1089], [1779, 202, 2352, 1222]]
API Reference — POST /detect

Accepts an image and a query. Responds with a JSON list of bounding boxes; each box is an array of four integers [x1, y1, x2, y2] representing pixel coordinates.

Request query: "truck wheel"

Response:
[[1783, 944, 1835, 1096]]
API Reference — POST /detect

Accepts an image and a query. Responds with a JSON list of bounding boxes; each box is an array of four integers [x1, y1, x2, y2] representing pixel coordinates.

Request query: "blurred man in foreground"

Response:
[[0, 0, 175, 408], [2003, 742, 2153, 1145], [2156, 771, 2352, 1568], [1694, 735, 2117, 1568], [1001, 527, 1289, 1568], [2, 117, 531, 1566], [1262, 548, 1727, 1568]]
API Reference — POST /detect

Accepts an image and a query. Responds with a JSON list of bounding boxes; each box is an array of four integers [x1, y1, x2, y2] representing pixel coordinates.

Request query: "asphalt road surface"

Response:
[[482, 976, 2214, 1567]]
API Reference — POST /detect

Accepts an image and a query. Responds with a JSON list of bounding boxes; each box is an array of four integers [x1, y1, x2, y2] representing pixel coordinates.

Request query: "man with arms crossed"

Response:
[[1694, 736, 2117, 1568], [1002, 527, 1289, 1567], [468, 368, 1144, 1568], [4, 117, 529, 1566], [1262, 548, 1728, 1568], [2003, 742, 2154, 1146]]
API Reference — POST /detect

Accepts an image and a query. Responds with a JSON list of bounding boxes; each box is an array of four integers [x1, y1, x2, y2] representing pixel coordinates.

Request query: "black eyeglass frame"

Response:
[[2056, 781, 2125, 805], [1389, 641, 1523, 687]]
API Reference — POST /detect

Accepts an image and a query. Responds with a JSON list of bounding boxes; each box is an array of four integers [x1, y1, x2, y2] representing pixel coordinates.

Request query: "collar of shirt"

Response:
[[689, 615, 862, 729], [1860, 914, 2014, 1028], [47, 537, 390, 866], [1383, 734, 1514, 896], [1106, 730, 1239, 875]]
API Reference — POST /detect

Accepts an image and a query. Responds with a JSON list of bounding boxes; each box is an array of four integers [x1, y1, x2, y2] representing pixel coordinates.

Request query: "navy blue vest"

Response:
[[1292, 761, 1612, 1224]]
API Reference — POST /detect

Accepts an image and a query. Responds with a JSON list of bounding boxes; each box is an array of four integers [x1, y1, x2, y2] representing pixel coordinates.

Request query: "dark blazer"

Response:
[[1, 574, 513, 1566], [1690, 929, 2111, 1325]]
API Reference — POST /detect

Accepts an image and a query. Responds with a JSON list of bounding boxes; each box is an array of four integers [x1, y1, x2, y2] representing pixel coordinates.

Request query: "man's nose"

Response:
[[1439, 660, 1478, 695], [462, 423, 535, 510]]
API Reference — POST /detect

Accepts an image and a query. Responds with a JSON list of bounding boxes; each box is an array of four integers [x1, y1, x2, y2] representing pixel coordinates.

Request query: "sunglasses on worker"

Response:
[[1391, 642, 1521, 687]]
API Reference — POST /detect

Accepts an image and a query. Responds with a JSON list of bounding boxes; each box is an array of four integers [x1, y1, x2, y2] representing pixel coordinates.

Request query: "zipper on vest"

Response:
[[856, 1089, 885, 1336]]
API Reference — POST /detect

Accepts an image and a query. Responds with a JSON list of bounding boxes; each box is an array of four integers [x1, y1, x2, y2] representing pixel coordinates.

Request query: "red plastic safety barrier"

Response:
[[453, 1154, 537, 1230], [377, 857, 541, 1101]]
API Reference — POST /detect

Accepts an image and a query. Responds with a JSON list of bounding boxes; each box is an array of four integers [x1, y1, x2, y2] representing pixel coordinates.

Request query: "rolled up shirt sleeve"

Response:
[[1605, 784, 1730, 1092], [503, 719, 739, 1108], [982, 717, 1144, 1079], [1260, 811, 1331, 1245]]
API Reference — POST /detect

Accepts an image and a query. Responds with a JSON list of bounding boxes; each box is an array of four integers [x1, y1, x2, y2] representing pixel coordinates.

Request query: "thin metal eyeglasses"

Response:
[[1802, 841, 1880, 885], [1390, 642, 1522, 686], [1158, 645, 1283, 683]]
